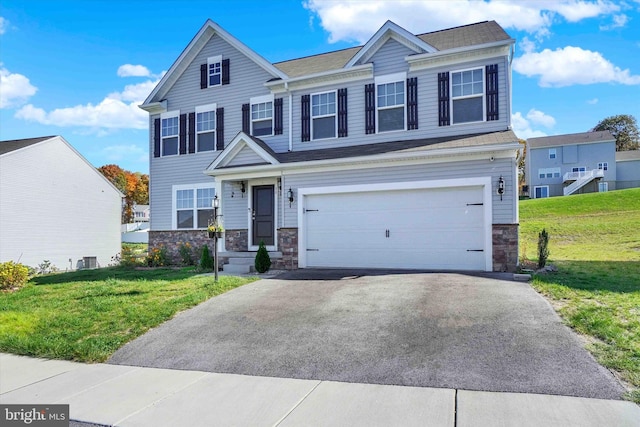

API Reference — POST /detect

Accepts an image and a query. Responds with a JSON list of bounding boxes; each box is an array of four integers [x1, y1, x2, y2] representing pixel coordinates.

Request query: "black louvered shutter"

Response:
[[438, 72, 450, 126], [364, 83, 375, 134], [301, 94, 310, 142], [486, 64, 499, 121], [337, 88, 348, 137], [179, 114, 187, 155], [153, 118, 160, 157], [216, 108, 224, 151], [200, 64, 207, 89], [407, 77, 418, 130], [188, 112, 196, 153], [222, 58, 230, 85], [274, 98, 283, 135], [242, 103, 250, 134]]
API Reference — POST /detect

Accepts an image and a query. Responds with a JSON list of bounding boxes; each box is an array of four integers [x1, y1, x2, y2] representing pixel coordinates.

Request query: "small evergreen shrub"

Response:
[[254, 241, 271, 273], [200, 245, 214, 271], [0, 261, 29, 290], [537, 228, 550, 269], [178, 242, 195, 266]]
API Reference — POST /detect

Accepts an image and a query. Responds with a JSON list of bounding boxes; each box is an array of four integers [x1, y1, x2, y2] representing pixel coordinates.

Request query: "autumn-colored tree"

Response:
[[98, 164, 149, 223]]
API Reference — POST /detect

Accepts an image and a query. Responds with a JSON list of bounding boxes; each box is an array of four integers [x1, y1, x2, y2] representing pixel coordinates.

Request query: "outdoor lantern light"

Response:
[[287, 187, 294, 207], [213, 195, 219, 209], [240, 181, 246, 197], [497, 176, 505, 201]]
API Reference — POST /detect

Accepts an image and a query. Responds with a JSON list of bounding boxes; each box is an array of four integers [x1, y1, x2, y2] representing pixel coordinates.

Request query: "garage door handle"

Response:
[[385, 229, 390, 238], [467, 249, 484, 252]]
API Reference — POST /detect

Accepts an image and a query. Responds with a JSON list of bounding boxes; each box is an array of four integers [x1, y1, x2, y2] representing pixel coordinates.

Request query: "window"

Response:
[[451, 68, 484, 124], [534, 186, 549, 199], [251, 95, 273, 137], [598, 162, 608, 171], [538, 168, 560, 179], [207, 56, 222, 87], [173, 185, 215, 229], [196, 103, 216, 152], [376, 73, 405, 132], [549, 149, 557, 159], [598, 182, 608, 192], [160, 111, 179, 156], [572, 167, 587, 176], [311, 91, 336, 140]]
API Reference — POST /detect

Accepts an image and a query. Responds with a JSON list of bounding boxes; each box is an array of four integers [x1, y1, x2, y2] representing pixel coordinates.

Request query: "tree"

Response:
[[516, 139, 526, 187], [98, 164, 149, 223], [592, 114, 639, 151]]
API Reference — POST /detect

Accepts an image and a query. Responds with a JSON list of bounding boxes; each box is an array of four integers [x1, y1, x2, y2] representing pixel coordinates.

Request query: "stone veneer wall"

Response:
[[149, 230, 216, 265], [273, 228, 298, 270], [225, 229, 248, 252], [492, 224, 519, 272]]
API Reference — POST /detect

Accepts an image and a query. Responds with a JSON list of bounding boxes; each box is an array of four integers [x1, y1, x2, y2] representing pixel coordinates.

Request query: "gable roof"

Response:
[[615, 150, 640, 161], [0, 136, 56, 156], [528, 130, 615, 149]]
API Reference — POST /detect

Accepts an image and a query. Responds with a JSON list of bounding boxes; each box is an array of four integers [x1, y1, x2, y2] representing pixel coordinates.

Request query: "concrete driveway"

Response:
[[108, 270, 624, 400]]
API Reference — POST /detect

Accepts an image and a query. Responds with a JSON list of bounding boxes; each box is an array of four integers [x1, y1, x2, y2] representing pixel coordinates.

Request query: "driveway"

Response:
[[108, 270, 624, 400]]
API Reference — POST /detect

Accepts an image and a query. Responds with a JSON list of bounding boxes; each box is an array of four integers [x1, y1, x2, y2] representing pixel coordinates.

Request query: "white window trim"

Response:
[[250, 94, 274, 137], [374, 72, 407, 134], [207, 55, 222, 88], [549, 148, 557, 159], [598, 162, 608, 171], [450, 66, 486, 125], [171, 183, 216, 230], [195, 103, 217, 152], [598, 182, 608, 192], [310, 90, 337, 141], [534, 186, 549, 199], [160, 110, 180, 157]]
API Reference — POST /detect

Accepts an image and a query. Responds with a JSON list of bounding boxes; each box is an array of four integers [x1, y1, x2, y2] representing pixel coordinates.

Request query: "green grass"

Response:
[[0, 267, 257, 362], [520, 188, 640, 403]]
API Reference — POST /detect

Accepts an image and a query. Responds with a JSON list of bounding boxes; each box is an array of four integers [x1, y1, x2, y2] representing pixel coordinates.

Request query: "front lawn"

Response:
[[520, 188, 640, 403], [0, 267, 257, 362]]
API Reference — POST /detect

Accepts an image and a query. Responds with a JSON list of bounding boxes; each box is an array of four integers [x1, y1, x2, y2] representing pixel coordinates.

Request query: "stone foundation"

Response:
[[273, 228, 298, 270], [149, 230, 217, 266], [225, 229, 248, 252], [492, 224, 519, 272]]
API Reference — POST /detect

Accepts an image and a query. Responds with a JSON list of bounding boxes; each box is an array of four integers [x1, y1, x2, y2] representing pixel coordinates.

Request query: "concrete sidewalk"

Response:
[[1, 354, 639, 426]]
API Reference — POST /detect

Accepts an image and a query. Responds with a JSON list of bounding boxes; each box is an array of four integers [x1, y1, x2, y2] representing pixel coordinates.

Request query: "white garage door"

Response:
[[303, 185, 488, 270]]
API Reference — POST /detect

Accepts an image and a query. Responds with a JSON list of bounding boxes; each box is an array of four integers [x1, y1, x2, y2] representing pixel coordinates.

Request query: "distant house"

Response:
[[525, 131, 627, 198], [133, 204, 150, 222], [0, 136, 123, 269], [615, 150, 640, 190]]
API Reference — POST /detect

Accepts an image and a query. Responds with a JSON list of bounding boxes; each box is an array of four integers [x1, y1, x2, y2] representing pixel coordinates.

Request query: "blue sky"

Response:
[[1, 0, 639, 173]]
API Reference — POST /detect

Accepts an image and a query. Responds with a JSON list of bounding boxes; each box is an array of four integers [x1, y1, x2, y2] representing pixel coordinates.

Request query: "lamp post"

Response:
[[212, 195, 219, 282]]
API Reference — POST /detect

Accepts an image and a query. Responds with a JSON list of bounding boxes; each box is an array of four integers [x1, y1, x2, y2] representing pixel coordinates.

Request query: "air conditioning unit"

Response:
[[83, 256, 97, 269]]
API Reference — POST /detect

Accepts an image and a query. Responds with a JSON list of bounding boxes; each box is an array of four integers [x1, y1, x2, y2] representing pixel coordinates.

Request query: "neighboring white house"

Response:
[[0, 136, 123, 270]]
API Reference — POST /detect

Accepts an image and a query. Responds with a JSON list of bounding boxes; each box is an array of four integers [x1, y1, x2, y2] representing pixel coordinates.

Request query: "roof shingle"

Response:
[[0, 136, 56, 156]]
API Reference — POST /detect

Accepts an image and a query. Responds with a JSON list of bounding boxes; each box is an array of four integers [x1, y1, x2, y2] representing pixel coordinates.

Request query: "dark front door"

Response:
[[252, 185, 274, 246]]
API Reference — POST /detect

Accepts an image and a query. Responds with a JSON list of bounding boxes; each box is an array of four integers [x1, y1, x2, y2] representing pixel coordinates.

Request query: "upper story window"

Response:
[[207, 56, 222, 87], [311, 91, 336, 140], [376, 73, 406, 132], [598, 162, 608, 171], [251, 94, 273, 137], [549, 148, 557, 159], [451, 68, 484, 124], [195, 103, 216, 152], [174, 185, 215, 229], [160, 111, 179, 156]]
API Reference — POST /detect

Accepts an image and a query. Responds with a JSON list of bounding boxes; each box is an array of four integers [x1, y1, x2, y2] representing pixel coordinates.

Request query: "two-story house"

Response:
[[526, 131, 617, 198], [141, 19, 520, 272]]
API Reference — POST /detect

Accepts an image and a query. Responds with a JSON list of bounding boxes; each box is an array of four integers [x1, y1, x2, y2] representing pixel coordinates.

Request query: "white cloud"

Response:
[[513, 46, 640, 87], [117, 64, 151, 77], [519, 37, 536, 54], [0, 17, 8, 35], [15, 78, 159, 131], [526, 109, 556, 128], [0, 65, 38, 108], [600, 14, 629, 30], [512, 112, 548, 140], [304, 0, 621, 43], [587, 98, 599, 104]]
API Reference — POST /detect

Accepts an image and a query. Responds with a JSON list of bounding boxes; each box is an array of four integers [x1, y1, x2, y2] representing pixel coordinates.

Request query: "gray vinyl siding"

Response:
[[368, 38, 412, 75], [617, 159, 640, 182], [222, 181, 248, 229], [226, 146, 267, 167]]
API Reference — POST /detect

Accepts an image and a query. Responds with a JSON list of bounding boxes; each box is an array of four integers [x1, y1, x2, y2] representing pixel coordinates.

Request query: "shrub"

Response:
[[37, 260, 59, 275], [537, 228, 550, 269], [0, 261, 29, 290], [254, 241, 271, 273], [178, 242, 195, 266], [199, 245, 214, 271], [146, 246, 168, 267]]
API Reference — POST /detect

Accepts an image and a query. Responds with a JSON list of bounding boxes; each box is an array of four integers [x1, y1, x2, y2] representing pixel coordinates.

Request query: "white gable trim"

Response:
[[142, 20, 288, 107], [345, 20, 437, 68], [206, 132, 280, 171]]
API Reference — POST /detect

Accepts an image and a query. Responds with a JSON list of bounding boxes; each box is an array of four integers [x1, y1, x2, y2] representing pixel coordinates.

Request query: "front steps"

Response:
[[220, 251, 282, 274]]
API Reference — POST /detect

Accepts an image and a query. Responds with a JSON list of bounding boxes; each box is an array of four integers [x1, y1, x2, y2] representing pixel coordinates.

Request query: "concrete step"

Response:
[[228, 257, 254, 265], [220, 251, 283, 259], [222, 263, 252, 274]]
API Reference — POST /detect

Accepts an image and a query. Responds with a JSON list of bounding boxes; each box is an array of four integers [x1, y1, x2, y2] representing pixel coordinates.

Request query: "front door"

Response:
[[252, 185, 274, 246]]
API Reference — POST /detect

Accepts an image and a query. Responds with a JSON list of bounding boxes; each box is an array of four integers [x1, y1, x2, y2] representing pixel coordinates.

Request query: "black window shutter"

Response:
[[222, 58, 230, 85], [216, 108, 224, 151], [200, 64, 207, 89], [188, 112, 196, 153], [301, 94, 310, 142], [153, 118, 160, 157], [407, 77, 418, 130], [486, 64, 499, 121], [179, 114, 187, 155], [438, 72, 450, 126], [365, 83, 375, 134], [242, 103, 250, 134], [337, 88, 348, 137], [274, 98, 283, 135]]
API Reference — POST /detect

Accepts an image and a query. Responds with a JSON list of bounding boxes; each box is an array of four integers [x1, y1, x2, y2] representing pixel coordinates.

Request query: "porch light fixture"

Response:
[[212, 195, 219, 209], [497, 176, 505, 201], [287, 187, 294, 207], [240, 181, 246, 197]]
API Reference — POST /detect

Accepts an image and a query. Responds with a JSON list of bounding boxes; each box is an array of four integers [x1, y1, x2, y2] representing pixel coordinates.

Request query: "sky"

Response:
[[1, 0, 639, 174]]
